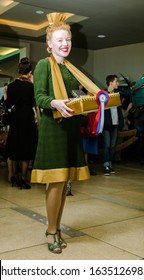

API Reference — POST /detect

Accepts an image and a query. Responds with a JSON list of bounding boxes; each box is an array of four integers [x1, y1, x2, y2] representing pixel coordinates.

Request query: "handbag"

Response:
[[83, 112, 98, 138], [2, 110, 11, 126], [0, 131, 8, 149], [0, 104, 11, 126]]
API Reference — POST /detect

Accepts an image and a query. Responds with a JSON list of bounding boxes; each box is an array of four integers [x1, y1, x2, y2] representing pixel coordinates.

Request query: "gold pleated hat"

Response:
[[46, 12, 74, 25]]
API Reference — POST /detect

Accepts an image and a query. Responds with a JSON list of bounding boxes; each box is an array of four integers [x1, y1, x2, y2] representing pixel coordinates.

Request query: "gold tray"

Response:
[[53, 92, 121, 119]]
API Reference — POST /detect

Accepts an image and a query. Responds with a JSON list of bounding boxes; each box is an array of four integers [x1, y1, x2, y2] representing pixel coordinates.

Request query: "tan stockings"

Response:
[[45, 182, 67, 241]]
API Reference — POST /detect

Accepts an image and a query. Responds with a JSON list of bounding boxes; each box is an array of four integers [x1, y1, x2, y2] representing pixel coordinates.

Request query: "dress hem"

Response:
[[31, 166, 90, 183]]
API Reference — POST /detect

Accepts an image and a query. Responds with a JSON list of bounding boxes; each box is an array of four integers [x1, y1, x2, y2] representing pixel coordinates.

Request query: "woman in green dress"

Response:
[[31, 13, 90, 254]]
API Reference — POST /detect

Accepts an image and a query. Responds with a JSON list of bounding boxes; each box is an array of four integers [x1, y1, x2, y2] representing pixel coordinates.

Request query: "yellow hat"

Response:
[[46, 12, 74, 25]]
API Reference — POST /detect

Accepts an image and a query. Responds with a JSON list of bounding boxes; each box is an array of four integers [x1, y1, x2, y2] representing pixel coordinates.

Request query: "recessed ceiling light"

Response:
[[36, 10, 44, 14], [97, 34, 106, 38]]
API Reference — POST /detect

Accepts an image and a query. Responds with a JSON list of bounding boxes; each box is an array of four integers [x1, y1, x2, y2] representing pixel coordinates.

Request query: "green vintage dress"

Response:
[[31, 58, 90, 183]]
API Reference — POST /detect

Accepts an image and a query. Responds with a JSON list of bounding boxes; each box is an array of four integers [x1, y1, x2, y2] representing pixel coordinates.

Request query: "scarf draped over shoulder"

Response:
[[48, 55, 100, 100]]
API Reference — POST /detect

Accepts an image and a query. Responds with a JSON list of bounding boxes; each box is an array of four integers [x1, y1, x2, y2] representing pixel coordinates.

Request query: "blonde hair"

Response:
[[46, 22, 72, 53]]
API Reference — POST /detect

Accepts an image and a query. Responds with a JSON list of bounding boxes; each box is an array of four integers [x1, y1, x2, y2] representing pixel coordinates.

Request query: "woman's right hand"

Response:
[[50, 99, 75, 118]]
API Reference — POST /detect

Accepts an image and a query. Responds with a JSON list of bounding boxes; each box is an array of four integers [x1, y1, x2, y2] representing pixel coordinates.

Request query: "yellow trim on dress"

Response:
[[31, 166, 90, 183]]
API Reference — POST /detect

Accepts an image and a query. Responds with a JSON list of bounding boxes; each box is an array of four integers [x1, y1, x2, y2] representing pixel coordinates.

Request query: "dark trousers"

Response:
[[102, 125, 118, 167]]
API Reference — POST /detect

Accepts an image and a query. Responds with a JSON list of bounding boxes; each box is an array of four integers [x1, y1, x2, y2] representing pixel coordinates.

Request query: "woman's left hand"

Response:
[[50, 99, 75, 118]]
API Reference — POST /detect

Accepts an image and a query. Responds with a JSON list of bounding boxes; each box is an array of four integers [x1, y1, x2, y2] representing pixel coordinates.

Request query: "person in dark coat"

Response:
[[5, 57, 38, 189]]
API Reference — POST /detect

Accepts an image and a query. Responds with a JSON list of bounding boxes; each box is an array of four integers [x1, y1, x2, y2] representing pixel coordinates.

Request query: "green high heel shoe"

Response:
[[57, 229, 67, 249], [45, 230, 62, 254]]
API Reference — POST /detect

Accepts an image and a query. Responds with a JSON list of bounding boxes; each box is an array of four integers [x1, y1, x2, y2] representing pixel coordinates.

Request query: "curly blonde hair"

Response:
[[46, 22, 72, 53]]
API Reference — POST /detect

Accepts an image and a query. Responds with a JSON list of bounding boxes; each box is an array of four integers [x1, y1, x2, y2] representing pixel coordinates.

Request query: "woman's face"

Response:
[[48, 29, 72, 60]]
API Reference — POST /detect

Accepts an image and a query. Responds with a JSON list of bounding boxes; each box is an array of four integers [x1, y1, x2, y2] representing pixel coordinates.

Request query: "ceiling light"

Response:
[[36, 10, 44, 14], [0, 47, 19, 56], [0, 0, 18, 15], [97, 34, 106, 38], [0, 0, 13, 7]]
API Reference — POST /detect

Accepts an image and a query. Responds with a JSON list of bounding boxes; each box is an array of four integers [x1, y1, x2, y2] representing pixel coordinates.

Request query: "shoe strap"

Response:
[[57, 229, 62, 238], [45, 231, 57, 242]]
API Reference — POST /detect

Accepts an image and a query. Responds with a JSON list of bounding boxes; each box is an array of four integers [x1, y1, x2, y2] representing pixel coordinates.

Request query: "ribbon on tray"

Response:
[[92, 90, 109, 135]]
